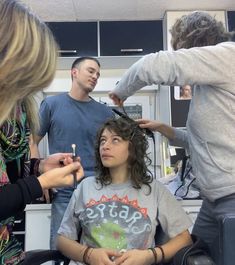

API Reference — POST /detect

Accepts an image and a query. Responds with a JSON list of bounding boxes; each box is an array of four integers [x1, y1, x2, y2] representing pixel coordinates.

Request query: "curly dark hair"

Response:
[[95, 117, 153, 192], [170, 11, 235, 50]]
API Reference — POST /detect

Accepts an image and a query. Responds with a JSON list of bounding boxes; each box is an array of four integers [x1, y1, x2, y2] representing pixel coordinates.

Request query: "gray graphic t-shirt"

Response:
[[58, 177, 192, 264]]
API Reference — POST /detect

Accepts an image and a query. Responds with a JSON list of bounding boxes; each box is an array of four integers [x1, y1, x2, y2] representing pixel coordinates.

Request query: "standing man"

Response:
[[34, 57, 114, 250]]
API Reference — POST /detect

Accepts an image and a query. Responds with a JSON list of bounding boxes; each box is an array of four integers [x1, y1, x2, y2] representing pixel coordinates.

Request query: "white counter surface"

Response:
[[25, 203, 52, 211]]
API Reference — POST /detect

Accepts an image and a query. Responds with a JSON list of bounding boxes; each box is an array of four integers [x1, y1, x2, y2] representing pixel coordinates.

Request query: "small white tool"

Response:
[[71, 144, 77, 189]]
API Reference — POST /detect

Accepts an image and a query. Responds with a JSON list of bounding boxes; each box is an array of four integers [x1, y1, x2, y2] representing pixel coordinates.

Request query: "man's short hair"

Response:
[[71, 57, 100, 70]]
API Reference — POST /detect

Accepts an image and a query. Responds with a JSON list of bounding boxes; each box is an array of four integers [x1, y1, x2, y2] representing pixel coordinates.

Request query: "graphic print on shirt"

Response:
[[80, 194, 152, 250]]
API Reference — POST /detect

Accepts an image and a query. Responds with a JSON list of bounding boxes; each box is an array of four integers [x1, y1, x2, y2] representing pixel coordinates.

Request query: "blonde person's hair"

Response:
[[0, 0, 58, 132]]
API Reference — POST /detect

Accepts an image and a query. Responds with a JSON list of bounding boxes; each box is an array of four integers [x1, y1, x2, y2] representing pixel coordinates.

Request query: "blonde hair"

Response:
[[0, 0, 58, 132]]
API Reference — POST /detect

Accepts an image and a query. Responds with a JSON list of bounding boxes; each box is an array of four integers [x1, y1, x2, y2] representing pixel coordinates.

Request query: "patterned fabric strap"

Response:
[[0, 104, 30, 264], [0, 104, 30, 186]]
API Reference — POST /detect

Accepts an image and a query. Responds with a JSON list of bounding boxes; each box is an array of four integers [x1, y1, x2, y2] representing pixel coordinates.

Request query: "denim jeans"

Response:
[[192, 193, 235, 265], [50, 188, 74, 250], [50, 175, 93, 250]]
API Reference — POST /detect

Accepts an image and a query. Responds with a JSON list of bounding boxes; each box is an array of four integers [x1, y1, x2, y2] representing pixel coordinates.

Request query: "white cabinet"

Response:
[[25, 204, 52, 265], [25, 204, 52, 251], [181, 200, 202, 232]]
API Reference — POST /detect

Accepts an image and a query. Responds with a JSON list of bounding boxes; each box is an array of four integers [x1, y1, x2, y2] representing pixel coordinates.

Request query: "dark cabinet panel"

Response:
[[228, 11, 235, 32], [46, 22, 98, 57], [100, 20, 163, 56], [170, 148, 186, 165]]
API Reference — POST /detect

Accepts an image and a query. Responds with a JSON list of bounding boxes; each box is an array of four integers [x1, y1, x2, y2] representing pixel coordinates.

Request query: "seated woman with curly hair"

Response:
[[57, 117, 192, 265]]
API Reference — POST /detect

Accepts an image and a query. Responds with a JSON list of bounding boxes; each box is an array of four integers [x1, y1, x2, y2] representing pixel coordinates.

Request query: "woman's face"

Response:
[[99, 128, 129, 170]]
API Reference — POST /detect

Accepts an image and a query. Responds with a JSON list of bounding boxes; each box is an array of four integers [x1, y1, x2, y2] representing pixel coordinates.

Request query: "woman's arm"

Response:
[[0, 161, 83, 220], [57, 235, 121, 265], [0, 176, 42, 220], [57, 235, 87, 262], [136, 119, 189, 148], [114, 230, 192, 265], [136, 119, 175, 140], [110, 43, 235, 102], [157, 230, 192, 262]]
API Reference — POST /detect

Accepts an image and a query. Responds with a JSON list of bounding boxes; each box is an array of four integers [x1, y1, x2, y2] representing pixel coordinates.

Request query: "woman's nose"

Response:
[[102, 140, 110, 149]]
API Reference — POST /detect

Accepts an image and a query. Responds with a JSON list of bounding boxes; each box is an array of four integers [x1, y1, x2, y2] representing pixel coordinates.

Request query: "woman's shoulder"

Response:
[[150, 178, 174, 197], [41, 93, 67, 108], [79, 176, 97, 187], [151, 178, 166, 189], [76, 177, 102, 195]]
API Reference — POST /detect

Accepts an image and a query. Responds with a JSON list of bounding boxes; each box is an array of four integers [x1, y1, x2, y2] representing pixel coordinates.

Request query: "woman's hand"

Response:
[[38, 161, 84, 190], [114, 249, 153, 265], [88, 248, 121, 265], [39, 153, 79, 173]]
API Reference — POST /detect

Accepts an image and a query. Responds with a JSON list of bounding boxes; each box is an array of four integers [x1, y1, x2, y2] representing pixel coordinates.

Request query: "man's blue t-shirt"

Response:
[[38, 93, 114, 198]]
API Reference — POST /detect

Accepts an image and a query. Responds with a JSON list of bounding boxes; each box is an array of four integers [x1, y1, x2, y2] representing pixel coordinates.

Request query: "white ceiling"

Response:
[[22, 0, 235, 22]]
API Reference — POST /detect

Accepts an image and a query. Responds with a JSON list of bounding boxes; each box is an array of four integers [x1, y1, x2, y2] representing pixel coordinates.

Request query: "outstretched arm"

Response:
[[0, 176, 42, 220], [136, 119, 189, 148], [0, 160, 83, 220], [136, 119, 175, 140]]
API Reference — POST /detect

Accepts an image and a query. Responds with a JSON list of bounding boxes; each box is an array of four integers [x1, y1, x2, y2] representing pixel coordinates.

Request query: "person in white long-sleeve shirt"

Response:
[[109, 11, 235, 264]]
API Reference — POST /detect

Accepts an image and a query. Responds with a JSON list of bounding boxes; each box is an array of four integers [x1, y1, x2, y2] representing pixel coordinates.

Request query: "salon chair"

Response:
[[22, 249, 69, 265], [22, 209, 235, 264], [22, 236, 213, 265], [218, 214, 235, 265]]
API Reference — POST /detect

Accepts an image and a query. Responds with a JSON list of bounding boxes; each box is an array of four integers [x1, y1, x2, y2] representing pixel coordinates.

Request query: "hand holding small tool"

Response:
[[71, 144, 77, 189]]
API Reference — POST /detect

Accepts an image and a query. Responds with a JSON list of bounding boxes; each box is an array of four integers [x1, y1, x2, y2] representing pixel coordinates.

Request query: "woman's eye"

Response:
[[100, 139, 106, 145]]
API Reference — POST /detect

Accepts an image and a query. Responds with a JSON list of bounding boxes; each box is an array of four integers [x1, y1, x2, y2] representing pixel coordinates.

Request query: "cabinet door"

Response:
[[182, 200, 202, 233], [100, 21, 163, 56], [25, 209, 51, 251], [47, 22, 98, 57], [228, 11, 235, 32]]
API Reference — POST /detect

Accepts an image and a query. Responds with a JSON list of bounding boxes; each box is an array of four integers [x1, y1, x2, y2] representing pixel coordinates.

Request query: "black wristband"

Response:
[[148, 247, 158, 264], [30, 158, 42, 177], [83, 246, 91, 265], [156, 245, 165, 263]]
